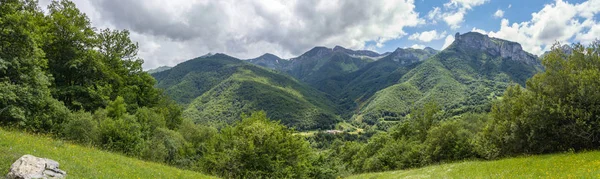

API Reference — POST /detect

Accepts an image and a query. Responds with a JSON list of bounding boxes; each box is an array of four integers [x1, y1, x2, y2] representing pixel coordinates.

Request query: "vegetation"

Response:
[[152, 54, 340, 130], [347, 151, 600, 179], [476, 42, 600, 158], [358, 34, 541, 126], [0, 128, 215, 178], [2, 0, 600, 178]]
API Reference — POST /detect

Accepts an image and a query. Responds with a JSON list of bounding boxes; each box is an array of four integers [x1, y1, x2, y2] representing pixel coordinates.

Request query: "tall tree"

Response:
[[43, 0, 106, 111], [0, 0, 70, 132]]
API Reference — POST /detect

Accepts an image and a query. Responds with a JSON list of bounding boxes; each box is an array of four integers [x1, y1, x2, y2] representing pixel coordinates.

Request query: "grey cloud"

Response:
[[71, 0, 422, 69]]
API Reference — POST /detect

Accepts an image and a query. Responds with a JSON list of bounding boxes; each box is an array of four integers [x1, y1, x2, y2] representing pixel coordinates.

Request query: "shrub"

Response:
[[63, 111, 99, 145]]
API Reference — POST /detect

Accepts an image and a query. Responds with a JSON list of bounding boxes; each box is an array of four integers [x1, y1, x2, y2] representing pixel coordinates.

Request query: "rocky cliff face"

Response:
[[383, 47, 438, 65], [332, 46, 381, 57], [454, 32, 539, 65]]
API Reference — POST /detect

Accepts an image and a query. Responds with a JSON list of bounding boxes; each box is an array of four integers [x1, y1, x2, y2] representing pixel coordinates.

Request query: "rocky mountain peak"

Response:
[[383, 47, 437, 65], [453, 32, 539, 65], [256, 53, 281, 60]]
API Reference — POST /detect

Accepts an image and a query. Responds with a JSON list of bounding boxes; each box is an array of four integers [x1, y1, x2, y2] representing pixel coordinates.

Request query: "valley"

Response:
[[2, 0, 599, 178]]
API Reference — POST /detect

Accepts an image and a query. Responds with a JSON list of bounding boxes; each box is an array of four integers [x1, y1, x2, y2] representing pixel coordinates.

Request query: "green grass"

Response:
[[0, 128, 216, 179], [346, 151, 600, 178]]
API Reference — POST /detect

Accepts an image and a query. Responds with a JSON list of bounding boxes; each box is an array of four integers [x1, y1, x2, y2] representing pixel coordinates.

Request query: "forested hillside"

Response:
[[152, 54, 339, 130], [358, 32, 542, 126]]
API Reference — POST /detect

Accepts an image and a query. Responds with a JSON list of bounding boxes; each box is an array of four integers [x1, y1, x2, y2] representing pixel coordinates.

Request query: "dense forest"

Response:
[[2, 0, 600, 178]]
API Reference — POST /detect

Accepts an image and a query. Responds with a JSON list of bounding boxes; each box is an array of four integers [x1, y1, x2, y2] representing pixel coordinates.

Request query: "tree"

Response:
[[0, 0, 71, 133], [477, 42, 600, 158], [202, 111, 313, 178]]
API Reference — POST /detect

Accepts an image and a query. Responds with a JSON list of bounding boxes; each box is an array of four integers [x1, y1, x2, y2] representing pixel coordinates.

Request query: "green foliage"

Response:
[[0, 128, 216, 178], [98, 114, 144, 156], [142, 128, 187, 164], [329, 103, 483, 174], [201, 111, 313, 178], [0, 0, 71, 133], [359, 36, 541, 125], [346, 151, 600, 179], [476, 42, 600, 159], [154, 55, 340, 130], [62, 111, 99, 145], [106, 96, 127, 119]]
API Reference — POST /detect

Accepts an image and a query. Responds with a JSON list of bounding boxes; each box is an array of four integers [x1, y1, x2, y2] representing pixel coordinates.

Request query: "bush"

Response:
[[99, 114, 144, 156], [142, 128, 187, 165], [201, 111, 313, 178], [423, 120, 476, 163], [63, 111, 99, 145]]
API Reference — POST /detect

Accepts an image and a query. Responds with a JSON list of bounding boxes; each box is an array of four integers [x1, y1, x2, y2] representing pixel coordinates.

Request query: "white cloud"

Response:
[[409, 30, 447, 42], [39, 0, 424, 69], [427, 7, 442, 23], [442, 35, 455, 50], [494, 9, 504, 18], [576, 22, 600, 44], [444, 11, 466, 29], [444, 0, 489, 9], [508, 4, 512, 8], [471, 27, 488, 34], [410, 44, 426, 49], [432, 0, 489, 29], [486, 0, 600, 55]]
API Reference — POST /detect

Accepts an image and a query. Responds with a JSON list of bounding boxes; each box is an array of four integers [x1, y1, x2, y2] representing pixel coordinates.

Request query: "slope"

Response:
[[317, 47, 438, 116], [347, 151, 600, 178], [152, 54, 339, 130], [359, 32, 541, 122], [0, 128, 215, 179]]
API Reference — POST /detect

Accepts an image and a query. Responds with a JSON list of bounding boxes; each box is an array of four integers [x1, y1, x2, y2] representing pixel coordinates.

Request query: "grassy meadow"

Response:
[[0, 128, 215, 179], [347, 151, 600, 178]]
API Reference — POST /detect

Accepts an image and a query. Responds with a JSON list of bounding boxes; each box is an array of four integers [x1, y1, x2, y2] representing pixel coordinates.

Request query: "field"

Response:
[[347, 151, 600, 178], [0, 128, 215, 179]]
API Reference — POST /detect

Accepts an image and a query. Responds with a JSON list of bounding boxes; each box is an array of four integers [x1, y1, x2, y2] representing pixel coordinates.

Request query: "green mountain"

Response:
[[357, 32, 542, 123], [146, 66, 172, 74], [152, 54, 339, 130], [314, 47, 438, 116], [247, 53, 290, 70], [282, 46, 376, 84], [248, 46, 438, 116]]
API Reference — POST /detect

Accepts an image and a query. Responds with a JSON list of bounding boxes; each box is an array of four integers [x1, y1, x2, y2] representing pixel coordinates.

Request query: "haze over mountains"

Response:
[[151, 32, 542, 130]]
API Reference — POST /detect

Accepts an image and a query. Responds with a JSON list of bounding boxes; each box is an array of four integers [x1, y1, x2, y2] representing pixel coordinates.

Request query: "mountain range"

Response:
[[151, 32, 542, 130]]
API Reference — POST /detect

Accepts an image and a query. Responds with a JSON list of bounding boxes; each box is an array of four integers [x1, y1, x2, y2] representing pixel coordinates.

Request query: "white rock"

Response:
[[6, 155, 66, 179]]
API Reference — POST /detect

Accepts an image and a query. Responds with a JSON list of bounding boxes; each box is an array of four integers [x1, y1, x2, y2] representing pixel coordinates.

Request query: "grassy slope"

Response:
[[0, 128, 215, 179], [347, 151, 600, 179]]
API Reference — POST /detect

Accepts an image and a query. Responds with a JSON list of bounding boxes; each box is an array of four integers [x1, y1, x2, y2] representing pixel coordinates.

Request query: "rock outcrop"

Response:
[[385, 47, 438, 65], [6, 155, 66, 179], [454, 32, 539, 65]]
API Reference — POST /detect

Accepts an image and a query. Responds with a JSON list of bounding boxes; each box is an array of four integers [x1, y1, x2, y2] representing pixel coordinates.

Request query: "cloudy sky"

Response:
[[38, 0, 600, 69]]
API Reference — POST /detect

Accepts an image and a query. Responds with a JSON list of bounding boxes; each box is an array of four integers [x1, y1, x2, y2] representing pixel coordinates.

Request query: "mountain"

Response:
[[248, 46, 384, 84], [540, 44, 573, 58], [152, 54, 339, 130], [357, 32, 542, 123], [247, 46, 438, 115], [147, 66, 172, 74], [281, 47, 377, 84], [332, 45, 381, 57], [247, 53, 290, 70], [314, 47, 439, 116]]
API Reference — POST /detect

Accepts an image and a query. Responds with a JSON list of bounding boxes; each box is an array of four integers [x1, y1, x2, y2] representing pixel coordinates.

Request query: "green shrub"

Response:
[[63, 111, 99, 145]]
